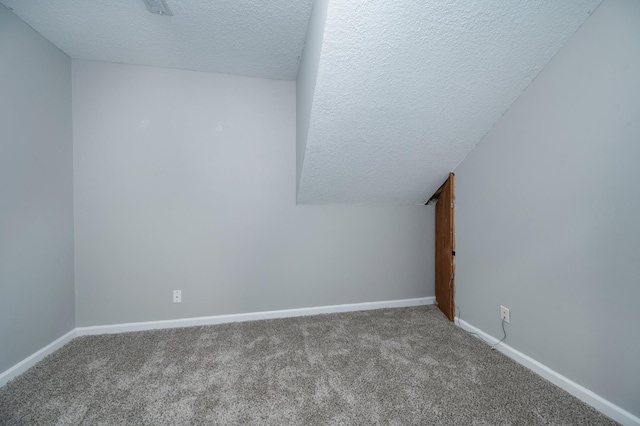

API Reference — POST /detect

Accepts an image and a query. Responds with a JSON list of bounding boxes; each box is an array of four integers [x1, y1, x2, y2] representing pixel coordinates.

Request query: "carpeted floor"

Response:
[[0, 305, 616, 425]]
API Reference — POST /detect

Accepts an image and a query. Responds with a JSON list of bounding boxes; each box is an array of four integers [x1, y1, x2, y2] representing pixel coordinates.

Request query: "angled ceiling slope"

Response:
[[297, 0, 602, 204], [0, 0, 313, 80]]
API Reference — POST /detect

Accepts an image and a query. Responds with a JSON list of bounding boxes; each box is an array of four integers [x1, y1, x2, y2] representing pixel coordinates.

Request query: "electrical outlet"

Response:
[[173, 290, 182, 303], [500, 305, 510, 323]]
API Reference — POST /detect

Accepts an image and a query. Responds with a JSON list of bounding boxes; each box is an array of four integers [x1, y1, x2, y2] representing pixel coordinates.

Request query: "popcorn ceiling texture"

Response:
[[1, 0, 603, 204], [0, 0, 313, 80], [297, 0, 602, 204]]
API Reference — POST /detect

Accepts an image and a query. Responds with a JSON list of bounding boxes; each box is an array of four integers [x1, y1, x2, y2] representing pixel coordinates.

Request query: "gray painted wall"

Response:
[[0, 5, 75, 373], [296, 0, 329, 196], [455, 0, 640, 417], [73, 60, 434, 327]]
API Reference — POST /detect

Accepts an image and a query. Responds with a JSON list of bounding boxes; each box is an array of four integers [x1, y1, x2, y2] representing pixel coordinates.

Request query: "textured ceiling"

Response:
[[297, 0, 602, 204], [0, 0, 313, 80], [2, 0, 604, 204]]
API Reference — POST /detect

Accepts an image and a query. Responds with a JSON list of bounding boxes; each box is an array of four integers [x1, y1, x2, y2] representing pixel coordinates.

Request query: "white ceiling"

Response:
[[3, 0, 603, 204], [0, 0, 313, 80], [297, 0, 602, 204]]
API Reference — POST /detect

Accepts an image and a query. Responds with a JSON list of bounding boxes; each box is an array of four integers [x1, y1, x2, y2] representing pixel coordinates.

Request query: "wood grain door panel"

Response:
[[435, 173, 455, 321]]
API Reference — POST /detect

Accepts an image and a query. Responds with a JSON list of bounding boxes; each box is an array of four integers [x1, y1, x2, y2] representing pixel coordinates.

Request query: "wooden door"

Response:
[[435, 173, 455, 321]]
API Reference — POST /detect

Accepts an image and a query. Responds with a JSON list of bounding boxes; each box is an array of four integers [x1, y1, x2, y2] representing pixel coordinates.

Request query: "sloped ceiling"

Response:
[[0, 0, 313, 80], [2, 0, 602, 204], [297, 0, 602, 204]]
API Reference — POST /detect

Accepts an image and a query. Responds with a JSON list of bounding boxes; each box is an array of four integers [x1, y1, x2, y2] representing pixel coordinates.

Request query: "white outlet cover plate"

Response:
[[500, 305, 510, 323]]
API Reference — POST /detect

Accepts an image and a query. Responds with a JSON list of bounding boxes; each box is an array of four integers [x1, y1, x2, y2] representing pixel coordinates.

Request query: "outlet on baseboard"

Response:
[[500, 305, 510, 323], [173, 290, 182, 303]]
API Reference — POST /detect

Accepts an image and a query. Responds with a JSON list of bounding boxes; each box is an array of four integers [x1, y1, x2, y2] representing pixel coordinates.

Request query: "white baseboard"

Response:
[[1, 297, 433, 387], [1, 297, 433, 386], [76, 297, 435, 336], [4, 299, 633, 425], [455, 317, 640, 426], [0, 329, 77, 388]]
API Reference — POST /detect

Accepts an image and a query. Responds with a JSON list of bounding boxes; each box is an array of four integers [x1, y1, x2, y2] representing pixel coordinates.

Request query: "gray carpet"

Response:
[[0, 306, 615, 425]]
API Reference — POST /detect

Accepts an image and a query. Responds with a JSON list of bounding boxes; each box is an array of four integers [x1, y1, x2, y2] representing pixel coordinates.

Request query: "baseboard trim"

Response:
[[76, 297, 435, 336], [455, 317, 640, 426], [1, 297, 433, 387], [2, 297, 433, 387], [0, 329, 77, 388]]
